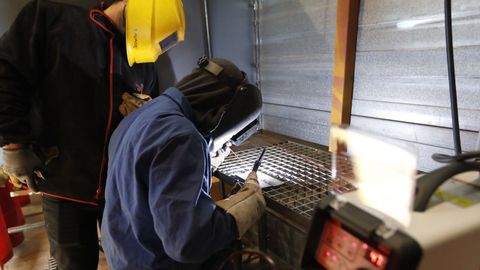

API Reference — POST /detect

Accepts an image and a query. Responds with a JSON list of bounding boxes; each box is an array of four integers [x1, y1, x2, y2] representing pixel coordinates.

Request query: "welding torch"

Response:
[[252, 148, 266, 172], [229, 148, 266, 195]]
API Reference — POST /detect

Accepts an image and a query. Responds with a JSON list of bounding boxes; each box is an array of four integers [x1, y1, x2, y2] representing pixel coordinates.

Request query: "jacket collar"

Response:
[[89, 8, 122, 37], [162, 88, 195, 123]]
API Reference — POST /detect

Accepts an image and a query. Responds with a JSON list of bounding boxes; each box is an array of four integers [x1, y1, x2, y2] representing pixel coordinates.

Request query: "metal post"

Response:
[[202, 0, 213, 58], [444, 0, 462, 155], [8, 221, 45, 234]]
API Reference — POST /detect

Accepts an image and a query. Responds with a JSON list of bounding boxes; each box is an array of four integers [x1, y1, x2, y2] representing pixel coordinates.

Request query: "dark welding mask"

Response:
[[196, 57, 263, 154]]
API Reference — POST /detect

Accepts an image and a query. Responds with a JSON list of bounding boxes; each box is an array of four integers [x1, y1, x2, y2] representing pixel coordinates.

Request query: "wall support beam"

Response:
[[329, 0, 361, 149]]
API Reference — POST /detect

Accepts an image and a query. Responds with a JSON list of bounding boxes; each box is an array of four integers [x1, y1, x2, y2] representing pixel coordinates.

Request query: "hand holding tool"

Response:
[[216, 148, 267, 237]]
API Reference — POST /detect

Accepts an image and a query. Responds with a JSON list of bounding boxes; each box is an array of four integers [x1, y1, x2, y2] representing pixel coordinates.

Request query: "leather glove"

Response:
[[211, 142, 232, 172], [2, 147, 45, 192], [0, 167, 8, 188], [0, 166, 23, 189], [119, 92, 152, 117], [215, 171, 266, 237]]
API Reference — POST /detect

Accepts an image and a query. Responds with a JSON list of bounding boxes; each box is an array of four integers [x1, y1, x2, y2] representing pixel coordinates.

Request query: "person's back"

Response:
[[103, 88, 237, 269]]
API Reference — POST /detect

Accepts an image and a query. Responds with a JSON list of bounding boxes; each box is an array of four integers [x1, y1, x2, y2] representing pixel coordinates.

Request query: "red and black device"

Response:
[[301, 196, 422, 270]]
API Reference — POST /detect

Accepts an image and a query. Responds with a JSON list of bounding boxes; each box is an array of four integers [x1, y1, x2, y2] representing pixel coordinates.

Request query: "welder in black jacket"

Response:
[[0, 0, 185, 269]]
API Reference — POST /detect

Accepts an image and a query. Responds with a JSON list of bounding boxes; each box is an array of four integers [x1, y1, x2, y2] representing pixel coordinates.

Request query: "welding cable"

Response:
[[432, 0, 463, 162], [432, 151, 480, 163], [218, 249, 277, 270], [444, 0, 462, 155]]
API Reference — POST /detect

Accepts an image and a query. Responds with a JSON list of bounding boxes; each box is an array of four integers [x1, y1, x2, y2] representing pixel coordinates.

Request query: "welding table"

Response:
[[215, 130, 356, 269]]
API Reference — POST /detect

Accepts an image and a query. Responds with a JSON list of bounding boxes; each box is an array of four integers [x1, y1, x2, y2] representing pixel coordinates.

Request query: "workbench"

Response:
[[215, 130, 356, 269]]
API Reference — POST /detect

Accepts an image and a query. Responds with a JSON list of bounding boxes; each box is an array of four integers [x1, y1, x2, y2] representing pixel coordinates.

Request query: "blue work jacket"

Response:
[[101, 87, 237, 270]]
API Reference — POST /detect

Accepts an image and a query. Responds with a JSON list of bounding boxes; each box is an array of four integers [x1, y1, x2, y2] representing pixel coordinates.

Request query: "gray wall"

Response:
[[208, 0, 255, 82], [258, 0, 337, 146], [166, 0, 207, 83], [351, 0, 480, 172]]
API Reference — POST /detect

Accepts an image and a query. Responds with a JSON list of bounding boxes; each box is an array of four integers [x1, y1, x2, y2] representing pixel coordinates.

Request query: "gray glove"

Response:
[[216, 171, 266, 237], [211, 142, 232, 172], [2, 147, 45, 192]]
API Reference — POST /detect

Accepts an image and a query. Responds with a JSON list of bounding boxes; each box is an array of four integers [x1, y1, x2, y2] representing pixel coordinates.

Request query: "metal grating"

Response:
[[218, 141, 355, 218]]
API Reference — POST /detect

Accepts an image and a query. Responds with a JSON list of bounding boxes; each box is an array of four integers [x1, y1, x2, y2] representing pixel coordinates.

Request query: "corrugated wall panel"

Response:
[[208, 0, 255, 82], [351, 0, 480, 172], [351, 117, 478, 150], [263, 104, 330, 145], [259, 0, 337, 145]]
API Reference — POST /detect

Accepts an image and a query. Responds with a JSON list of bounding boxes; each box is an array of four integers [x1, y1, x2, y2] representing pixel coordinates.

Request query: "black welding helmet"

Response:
[[176, 57, 262, 154]]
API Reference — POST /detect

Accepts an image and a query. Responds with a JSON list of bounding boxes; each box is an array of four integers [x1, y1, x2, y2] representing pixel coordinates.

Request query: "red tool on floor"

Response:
[[0, 186, 25, 247], [0, 209, 13, 269]]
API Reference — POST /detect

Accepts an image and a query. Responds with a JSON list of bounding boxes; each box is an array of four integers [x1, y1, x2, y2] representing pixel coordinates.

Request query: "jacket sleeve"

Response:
[[147, 132, 237, 264], [0, 0, 45, 145]]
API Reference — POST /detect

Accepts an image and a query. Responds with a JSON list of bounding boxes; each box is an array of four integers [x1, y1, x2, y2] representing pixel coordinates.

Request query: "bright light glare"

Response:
[[396, 17, 443, 29]]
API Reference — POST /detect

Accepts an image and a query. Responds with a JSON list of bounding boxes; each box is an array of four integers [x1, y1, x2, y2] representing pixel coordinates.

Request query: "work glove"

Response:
[[0, 166, 23, 189], [2, 147, 45, 192], [119, 92, 152, 117], [211, 142, 232, 172], [0, 167, 8, 188], [216, 171, 266, 237]]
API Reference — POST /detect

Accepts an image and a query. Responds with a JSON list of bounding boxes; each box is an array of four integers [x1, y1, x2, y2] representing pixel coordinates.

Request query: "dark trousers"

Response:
[[42, 196, 103, 270]]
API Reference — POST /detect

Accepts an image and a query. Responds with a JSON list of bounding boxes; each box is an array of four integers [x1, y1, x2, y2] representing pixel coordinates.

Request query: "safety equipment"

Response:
[[2, 148, 45, 192], [119, 92, 153, 117], [215, 171, 266, 237], [126, 0, 186, 66], [211, 142, 232, 172], [0, 168, 7, 188], [196, 57, 263, 155], [0, 167, 22, 189]]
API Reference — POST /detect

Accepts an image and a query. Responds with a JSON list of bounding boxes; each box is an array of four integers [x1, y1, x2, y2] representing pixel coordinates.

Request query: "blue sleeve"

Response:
[[148, 132, 237, 264]]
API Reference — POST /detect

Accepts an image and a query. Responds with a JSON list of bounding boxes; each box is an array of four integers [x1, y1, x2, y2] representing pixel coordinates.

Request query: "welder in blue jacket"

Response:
[[101, 58, 266, 269]]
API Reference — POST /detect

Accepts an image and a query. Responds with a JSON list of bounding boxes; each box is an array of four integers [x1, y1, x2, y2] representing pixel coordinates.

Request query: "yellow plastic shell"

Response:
[[126, 0, 185, 66]]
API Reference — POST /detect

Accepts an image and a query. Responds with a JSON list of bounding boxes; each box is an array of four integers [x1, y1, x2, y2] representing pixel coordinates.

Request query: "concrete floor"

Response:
[[3, 194, 109, 270]]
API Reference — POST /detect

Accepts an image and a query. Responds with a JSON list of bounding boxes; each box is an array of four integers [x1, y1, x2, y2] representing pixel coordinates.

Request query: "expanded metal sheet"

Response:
[[218, 141, 355, 218]]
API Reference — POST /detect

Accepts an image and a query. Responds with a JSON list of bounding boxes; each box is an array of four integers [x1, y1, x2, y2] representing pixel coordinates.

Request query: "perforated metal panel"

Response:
[[218, 141, 355, 218]]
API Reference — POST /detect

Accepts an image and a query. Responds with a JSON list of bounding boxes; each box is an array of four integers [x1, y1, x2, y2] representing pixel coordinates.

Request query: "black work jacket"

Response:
[[0, 0, 158, 204]]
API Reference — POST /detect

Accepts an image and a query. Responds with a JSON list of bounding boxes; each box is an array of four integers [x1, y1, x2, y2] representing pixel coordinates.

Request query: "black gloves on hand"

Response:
[[2, 147, 45, 192]]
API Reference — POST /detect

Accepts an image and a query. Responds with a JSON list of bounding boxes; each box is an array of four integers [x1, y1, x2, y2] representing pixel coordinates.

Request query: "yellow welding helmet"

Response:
[[126, 0, 185, 66]]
